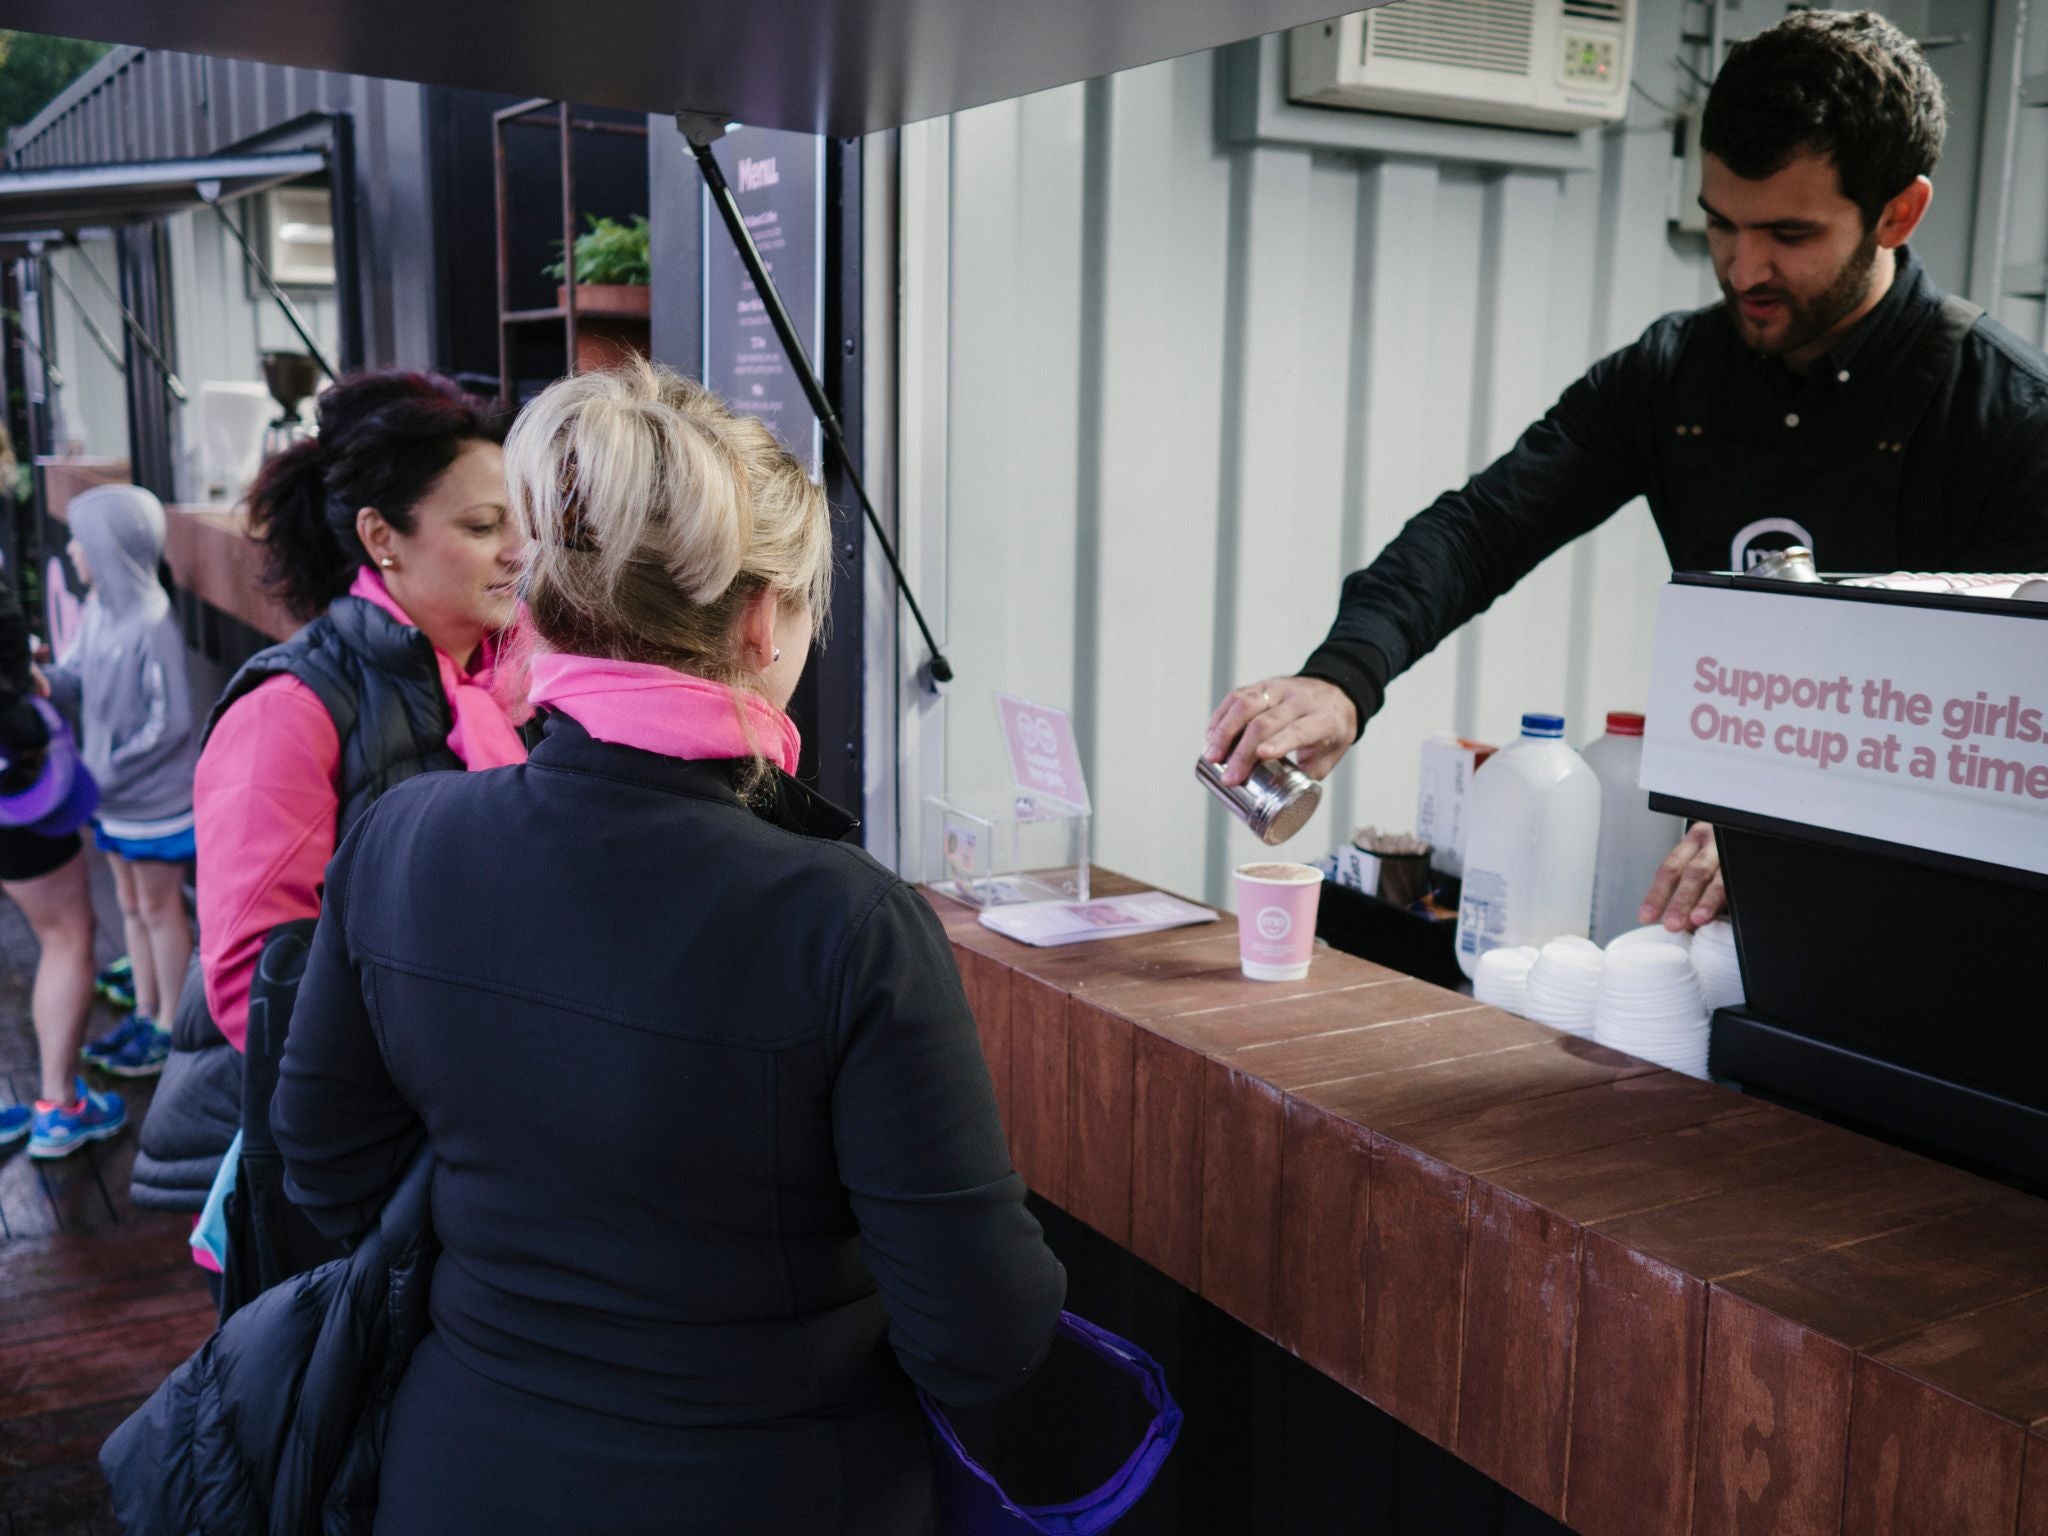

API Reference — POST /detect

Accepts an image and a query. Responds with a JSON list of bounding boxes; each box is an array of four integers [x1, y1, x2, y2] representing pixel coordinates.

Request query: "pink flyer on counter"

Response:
[[995, 693, 1092, 812], [979, 892, 1215, 947]]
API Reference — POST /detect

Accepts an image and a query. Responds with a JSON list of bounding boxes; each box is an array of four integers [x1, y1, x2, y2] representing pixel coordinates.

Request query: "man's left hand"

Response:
[[1639, 823, 1725, 931]]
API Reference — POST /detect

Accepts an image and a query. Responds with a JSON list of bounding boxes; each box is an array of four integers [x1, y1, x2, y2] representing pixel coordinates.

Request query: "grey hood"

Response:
[[70, 484, 172, 628], [54, 485, 198, 827]]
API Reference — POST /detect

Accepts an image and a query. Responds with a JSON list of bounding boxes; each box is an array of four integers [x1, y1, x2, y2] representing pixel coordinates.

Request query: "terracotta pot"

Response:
[[556, 284, 651, 372], [556, 283, 651, 319]]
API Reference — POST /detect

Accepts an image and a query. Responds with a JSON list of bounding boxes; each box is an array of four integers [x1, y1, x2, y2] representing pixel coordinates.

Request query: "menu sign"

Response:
[[1640, 582, 2048, 876], [703, 127, 823, 468], [995, 693, 1092, 813]]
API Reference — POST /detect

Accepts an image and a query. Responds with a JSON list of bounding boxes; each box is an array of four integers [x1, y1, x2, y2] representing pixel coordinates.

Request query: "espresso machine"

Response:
[[261, 350, 322, 458]]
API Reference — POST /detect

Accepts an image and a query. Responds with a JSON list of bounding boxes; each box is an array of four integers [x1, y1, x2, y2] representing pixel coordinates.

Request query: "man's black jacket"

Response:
[[1302, 247, 2048, 729]]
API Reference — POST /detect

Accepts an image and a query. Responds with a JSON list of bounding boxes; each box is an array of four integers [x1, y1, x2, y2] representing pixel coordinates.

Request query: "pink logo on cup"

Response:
[[1234, 863, 1322, 981]]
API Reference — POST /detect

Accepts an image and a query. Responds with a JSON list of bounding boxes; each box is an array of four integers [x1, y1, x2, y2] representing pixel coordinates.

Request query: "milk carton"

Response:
[[1416, 734, 1496, 877]]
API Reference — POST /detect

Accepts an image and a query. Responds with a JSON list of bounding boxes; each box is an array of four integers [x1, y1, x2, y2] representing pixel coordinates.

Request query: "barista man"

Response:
[[1206, 10, 2048, 929]]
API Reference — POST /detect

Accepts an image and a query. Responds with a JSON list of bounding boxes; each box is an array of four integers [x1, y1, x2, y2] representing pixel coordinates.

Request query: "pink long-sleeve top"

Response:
[[196, 568, 527, 1050]]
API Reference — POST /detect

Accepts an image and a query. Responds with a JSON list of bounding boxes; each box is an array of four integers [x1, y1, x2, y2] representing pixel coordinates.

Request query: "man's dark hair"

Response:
[[1701, 10, 1945, 227]]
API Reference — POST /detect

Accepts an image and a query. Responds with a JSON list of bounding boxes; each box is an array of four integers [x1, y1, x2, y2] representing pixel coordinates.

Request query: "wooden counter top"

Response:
[[158, 502, 298, 642], [34, 455, 129, 526], [925, 873, 2048, 1536]]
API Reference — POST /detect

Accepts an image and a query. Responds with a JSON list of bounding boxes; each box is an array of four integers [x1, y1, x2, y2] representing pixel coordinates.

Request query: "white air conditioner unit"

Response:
[[1289, 0, 1635, 134]]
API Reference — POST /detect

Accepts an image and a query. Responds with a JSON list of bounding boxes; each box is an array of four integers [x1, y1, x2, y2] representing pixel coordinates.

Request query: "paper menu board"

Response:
[[702, 127, 823, 469]]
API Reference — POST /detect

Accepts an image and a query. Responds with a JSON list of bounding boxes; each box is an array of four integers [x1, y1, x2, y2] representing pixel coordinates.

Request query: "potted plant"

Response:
[[545, 214, 651, 370]]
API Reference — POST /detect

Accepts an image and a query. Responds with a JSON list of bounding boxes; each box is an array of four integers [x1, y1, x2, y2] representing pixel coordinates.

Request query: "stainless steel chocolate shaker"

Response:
[[1195, 755, 1323, 845]]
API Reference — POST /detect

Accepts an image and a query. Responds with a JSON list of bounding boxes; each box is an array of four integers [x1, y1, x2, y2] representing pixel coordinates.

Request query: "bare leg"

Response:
[[5, 849, 98, 1102], [131, 860, 192, 1029], [110, 853, 161, 1021]]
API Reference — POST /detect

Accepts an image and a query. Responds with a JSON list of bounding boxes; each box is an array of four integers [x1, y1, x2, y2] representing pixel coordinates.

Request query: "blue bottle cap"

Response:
[[1520, 713, 1566, 738]]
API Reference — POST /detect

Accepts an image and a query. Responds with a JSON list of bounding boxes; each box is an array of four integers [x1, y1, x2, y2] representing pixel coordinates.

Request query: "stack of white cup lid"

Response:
[[1689, 919, 1744, 1012], [1606, 923, 1692, 955], [1523, 937, 1603, 1038], [1473, 945, 1539, 1016], [1481, 922, 1739, 1081], [1592, 942, 1710, 1078]]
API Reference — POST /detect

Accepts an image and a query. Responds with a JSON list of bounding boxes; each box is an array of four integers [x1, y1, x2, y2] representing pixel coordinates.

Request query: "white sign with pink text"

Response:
[[1640, 583, 2048, 877], [995, 694, 1092, 813]]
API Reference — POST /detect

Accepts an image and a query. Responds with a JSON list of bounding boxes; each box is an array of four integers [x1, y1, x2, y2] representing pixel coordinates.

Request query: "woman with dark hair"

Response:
[[130, 371, 528, 1228], [197, 371, 526, 1050]]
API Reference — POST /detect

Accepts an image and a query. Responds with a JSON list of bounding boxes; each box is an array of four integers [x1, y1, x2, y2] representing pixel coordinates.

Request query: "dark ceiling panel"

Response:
[[0, 0, 1378, 137]]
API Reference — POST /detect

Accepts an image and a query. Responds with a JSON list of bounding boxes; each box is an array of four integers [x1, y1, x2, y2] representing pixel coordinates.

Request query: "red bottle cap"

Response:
[[1605, 712, 1645, 737]]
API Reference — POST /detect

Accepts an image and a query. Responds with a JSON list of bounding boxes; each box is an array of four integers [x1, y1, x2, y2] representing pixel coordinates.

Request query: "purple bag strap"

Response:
[[921, 1312, 1183, 1535]]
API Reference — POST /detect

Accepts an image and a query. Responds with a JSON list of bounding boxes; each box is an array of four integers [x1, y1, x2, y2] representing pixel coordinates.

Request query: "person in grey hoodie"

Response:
[[49, 484, 202, 1077]]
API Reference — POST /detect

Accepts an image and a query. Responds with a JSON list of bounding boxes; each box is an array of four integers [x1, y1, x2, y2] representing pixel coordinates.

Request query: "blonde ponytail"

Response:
[[507, 360, 832, 680]]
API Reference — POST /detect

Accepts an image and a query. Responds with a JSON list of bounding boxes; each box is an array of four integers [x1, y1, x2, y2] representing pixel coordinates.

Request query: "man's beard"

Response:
[[1723, 230, 1881, 356]]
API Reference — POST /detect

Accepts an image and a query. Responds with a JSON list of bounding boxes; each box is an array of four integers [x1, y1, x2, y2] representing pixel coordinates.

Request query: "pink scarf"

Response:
[[348, 568, 527, 770], [526, 652, 802, 776]]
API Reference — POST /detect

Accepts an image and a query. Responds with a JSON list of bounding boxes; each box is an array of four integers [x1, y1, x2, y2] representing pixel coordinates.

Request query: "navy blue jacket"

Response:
[[100, 1144, 437, 1536], [269, 713, 1064, 1535]]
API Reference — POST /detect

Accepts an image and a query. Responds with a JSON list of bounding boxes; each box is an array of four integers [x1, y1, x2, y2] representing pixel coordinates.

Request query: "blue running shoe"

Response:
[[81, 1012, 148, 1068], [29, 1079, 126, 1160], [0, 1103, 28, 1148], [100, 1018, 170, 1078], [96, 956, 136, 1012]]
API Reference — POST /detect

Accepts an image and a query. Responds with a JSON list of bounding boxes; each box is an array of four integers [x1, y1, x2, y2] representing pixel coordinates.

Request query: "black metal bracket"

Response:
[[66, 239, 187, 403], [3, 304, 63, 390], [36, 248, 130, 379], [678, 111, 952, 689]]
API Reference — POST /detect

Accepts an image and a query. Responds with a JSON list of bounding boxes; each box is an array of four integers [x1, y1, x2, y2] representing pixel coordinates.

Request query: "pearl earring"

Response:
[[772, 647, 782, 664], [378, 557, 395, 569]]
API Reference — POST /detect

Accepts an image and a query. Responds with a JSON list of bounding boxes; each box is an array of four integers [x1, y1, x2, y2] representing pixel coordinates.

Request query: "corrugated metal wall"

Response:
[[1998, 0, 2048, 345], [892, 0, 1998, 907], [10, 46, 435, 369]]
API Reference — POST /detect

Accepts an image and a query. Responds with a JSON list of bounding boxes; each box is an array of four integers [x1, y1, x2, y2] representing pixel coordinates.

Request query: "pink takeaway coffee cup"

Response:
[[1233, 861, 1324, 981]]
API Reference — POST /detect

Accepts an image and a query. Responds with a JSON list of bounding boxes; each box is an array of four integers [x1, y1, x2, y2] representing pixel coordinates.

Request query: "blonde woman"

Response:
[[272, 361, 1064, 1534]]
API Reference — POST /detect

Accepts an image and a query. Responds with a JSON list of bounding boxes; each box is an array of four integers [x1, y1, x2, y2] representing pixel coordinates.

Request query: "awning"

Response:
[[0, 0, 1380, 138], [0, 150, 327, 239]]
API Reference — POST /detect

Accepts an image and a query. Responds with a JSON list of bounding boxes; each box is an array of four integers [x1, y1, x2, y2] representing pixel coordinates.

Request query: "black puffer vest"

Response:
[[206, 594, 462, 839], [130, 593, 461, 1213]]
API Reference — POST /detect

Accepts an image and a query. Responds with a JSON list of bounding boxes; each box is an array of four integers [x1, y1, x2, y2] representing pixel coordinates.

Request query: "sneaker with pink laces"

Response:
[[28, 1078, 127, 1160]]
